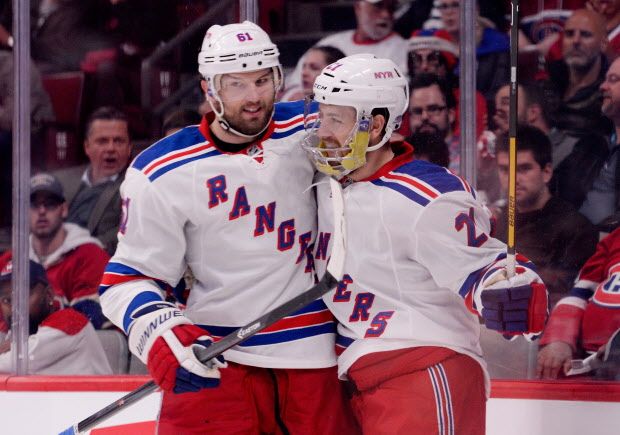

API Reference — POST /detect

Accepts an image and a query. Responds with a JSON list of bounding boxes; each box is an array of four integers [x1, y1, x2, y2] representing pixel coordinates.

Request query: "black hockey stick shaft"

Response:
[[507, 0, 519, 278], [73, 272, 339, 433]]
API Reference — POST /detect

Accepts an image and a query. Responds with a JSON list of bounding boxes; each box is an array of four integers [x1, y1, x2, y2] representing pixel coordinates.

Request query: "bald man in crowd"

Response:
[[546, 8, 612, 134]]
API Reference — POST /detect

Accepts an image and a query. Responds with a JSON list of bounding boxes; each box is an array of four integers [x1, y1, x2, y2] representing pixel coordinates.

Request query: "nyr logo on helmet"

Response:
[[374, 71, 394, 79]]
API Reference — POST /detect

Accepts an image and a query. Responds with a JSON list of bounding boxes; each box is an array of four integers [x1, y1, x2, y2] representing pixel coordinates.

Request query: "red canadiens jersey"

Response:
[[541, 228, 620, 352], [0, 309, 112, 375]]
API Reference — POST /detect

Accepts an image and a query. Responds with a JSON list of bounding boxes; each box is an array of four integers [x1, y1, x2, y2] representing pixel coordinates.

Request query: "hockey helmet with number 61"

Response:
[[197, 21, 283, 137]]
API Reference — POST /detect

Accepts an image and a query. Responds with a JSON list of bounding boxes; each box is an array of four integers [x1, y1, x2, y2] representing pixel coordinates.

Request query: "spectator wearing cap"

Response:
[[0, 259, 112, 375], [0, 172, 111, 329], [54, 106, 132, 255], [286, 0, 407, 90]]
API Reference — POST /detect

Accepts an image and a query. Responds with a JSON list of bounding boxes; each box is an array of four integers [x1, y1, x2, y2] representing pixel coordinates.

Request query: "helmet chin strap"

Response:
[[207, 93, 273, 140]]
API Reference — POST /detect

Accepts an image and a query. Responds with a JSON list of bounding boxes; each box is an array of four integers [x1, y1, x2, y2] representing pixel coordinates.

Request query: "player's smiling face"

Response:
[[218, 69, 276, 136]]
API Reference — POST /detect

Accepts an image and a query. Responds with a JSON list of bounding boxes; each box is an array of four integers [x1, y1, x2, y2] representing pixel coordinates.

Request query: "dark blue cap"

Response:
[[0, 258, 49, 287]]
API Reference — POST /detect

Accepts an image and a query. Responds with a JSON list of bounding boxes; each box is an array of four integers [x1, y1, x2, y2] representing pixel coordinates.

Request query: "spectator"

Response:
[[0, 48, 54, 231], [409, 73, 499, 201], [494, 125, 598, 305], [0, 173, 110, 329], [0, 0, 114, 74], [589, 0, 620, 60], [493, 82, 580, 168], [546, 8, 611, 134], [280, 46, 345, 101], [537, 227, 620, 379], [408, 131, 450, 167], [162, 107, 201, 137], [579, 56, 620, 225], [0, 258, 112, 375], [407, 28, 488, 139], [54, 106, 132, 255], [436, 0, 510, 101], [287, 0, 407, 89]]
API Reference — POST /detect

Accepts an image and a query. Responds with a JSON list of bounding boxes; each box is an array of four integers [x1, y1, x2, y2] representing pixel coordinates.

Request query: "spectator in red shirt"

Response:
[[0, 172, 111, 328]]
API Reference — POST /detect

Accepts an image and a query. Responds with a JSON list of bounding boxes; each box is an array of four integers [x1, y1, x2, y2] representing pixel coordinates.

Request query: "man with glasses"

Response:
[[408, 73, 501, 201], [0, 173, 110, 329], [99, 21, 358, 434], [408, 74, 456, 167], [0, 258, 112, 375]]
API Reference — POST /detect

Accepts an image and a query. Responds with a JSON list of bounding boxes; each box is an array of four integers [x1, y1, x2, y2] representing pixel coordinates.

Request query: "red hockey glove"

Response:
[[128, 306, 226, 394]]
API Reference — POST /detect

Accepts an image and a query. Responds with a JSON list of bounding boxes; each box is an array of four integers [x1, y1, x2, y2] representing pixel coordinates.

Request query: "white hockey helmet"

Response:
[[197, 21, 283, 137], [303, 53, 409, 177]]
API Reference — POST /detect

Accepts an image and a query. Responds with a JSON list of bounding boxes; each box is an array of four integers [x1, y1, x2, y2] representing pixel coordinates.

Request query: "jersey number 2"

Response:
[[454, 207, 488, 247]]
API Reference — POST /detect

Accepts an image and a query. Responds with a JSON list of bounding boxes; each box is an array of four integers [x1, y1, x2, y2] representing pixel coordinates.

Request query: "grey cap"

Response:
[[30, 172, 65, 202]]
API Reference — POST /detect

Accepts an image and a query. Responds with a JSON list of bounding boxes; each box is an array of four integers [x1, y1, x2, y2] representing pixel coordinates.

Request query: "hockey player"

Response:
[[304, 54, 549, 434], [99, 22, 357, 434]]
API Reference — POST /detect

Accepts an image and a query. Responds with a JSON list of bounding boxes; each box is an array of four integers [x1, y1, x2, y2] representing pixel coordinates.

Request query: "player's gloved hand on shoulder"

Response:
[[475, 263, 548, 340], [128, 304, 226, 394]]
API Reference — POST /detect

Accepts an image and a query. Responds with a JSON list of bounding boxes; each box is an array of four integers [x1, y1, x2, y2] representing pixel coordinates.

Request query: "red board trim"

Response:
[[1, 376, 620, 401]]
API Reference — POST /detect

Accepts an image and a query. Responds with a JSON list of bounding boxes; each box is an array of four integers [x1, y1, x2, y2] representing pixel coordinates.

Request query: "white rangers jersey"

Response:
[[315, 143, 520, 388], [100, 101, 336, 369]]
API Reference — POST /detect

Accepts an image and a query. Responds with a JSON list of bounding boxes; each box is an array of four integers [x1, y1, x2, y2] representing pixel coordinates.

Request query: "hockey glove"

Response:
[[128, 306, 226, 394], [476, 265, 548, 339]]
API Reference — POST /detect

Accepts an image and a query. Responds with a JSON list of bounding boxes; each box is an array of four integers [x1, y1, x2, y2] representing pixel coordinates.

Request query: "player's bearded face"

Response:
[[316, 105, 358, 162], [218, 70, 276, 136]]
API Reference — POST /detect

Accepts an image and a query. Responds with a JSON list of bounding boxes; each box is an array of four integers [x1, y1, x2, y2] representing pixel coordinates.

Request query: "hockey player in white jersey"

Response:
[[304, 53, 549, 434], [99, 22, 357, 434]]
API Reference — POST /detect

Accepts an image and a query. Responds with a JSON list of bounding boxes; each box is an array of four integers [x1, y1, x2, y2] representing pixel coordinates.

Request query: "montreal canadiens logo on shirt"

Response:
[[593, 264, 620, 308]]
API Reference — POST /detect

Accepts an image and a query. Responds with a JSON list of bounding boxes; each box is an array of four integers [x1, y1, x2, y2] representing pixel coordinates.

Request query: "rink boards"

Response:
[[1, 376, 620, 434]]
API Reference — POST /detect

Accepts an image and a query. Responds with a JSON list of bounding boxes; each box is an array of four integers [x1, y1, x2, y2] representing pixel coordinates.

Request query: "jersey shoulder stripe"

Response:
[[371, 161, 473, 206], [131, 126, 222, 182], [271, 100, 308, 139]]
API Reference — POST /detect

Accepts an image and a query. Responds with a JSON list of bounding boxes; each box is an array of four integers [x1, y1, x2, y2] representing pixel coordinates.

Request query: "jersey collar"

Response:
[[356, 141, 414, 182]]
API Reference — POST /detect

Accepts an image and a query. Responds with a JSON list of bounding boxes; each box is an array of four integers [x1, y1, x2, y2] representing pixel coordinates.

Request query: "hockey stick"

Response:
[[59, 177, 347, 435], [507, 0, 519, 278]]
